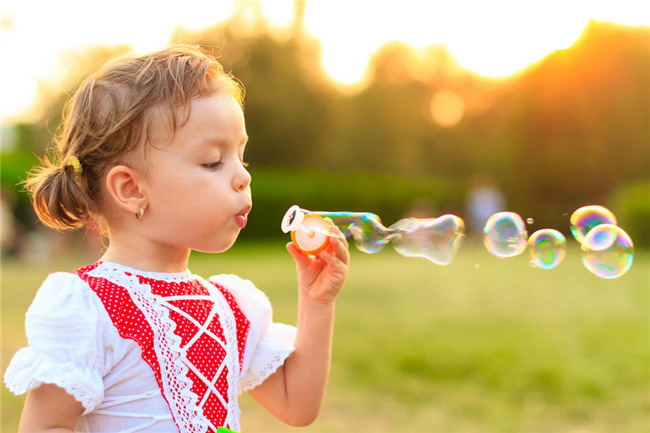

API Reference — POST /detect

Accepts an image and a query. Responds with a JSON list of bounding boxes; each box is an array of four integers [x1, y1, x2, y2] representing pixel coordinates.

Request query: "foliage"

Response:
[[2, 20, 649, 242], [613, 181, 650, 247]]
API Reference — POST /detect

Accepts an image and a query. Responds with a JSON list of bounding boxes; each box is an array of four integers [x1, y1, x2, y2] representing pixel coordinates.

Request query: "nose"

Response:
[[233, 163, 252, 192]]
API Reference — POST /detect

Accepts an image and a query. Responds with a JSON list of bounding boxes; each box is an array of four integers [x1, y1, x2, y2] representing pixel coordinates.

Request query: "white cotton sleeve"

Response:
[[4, 272, 106, 414], [209, 274, 297, 392]]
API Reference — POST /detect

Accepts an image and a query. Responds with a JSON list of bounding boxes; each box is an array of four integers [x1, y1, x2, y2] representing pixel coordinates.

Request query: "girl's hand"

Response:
[[286, 220, 349, 303]]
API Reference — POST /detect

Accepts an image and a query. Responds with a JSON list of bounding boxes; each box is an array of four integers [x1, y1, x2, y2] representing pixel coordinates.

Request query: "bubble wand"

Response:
[[281, 205, 465, 265]]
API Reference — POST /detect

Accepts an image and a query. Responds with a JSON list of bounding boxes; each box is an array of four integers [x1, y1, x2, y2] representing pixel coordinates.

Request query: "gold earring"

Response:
[[135, 207, 144, 220]]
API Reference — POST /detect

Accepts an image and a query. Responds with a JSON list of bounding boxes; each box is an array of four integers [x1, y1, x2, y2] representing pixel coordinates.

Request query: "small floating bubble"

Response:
[[527, 229, 567, 269], [582, 224, 634, 279], [526, 217, 534, 225], [570, 205, 617, 245], [483, 212, 528, 258]]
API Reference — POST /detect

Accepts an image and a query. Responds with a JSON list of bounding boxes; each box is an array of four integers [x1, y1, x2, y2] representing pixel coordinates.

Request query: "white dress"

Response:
[[4, 262, 297, 433]]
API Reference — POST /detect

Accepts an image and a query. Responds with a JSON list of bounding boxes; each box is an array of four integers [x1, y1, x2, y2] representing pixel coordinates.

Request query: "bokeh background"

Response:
[[1, 1, 649, 432]]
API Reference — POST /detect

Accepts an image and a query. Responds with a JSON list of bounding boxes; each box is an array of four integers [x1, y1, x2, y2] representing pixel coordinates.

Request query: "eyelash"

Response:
[[203, 159, 249, 170], [203, 161, 222, 170]]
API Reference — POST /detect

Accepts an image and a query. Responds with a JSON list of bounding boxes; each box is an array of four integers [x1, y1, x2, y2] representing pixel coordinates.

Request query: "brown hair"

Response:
[[25, 45, 243, 231]]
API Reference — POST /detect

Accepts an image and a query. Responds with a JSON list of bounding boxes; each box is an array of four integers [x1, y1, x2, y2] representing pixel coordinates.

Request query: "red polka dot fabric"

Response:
[[75, 263, 251, 432]]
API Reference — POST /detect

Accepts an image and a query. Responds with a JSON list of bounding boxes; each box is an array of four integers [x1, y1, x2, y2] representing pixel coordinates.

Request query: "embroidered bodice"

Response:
[[4, 262, 297, 433]]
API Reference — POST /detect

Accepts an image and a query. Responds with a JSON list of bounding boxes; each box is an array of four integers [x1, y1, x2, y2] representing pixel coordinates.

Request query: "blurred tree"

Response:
[[7, 18, 648, 239], [173, 20, 342, 170], [496, 21, 650, 228], [340, 42, 430, 174]]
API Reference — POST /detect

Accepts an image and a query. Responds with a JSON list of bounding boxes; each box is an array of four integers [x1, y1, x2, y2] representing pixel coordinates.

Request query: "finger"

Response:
[[318, 250, 348, 278], [327, 231, 350, 265], [320, 240, 349, 269], [286, 242, 312, 268]]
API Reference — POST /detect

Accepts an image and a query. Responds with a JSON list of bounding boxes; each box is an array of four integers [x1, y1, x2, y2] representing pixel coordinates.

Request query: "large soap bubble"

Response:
[[390, 215, 465, 265]]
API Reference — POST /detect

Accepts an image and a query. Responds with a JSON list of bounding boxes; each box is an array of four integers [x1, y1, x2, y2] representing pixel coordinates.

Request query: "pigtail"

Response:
[[24, 156, 95, 231]]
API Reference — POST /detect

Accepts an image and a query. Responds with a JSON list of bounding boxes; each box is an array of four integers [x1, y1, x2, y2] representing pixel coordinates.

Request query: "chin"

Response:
[[193, 237, 239, 254], [193, 245, 232, 254]]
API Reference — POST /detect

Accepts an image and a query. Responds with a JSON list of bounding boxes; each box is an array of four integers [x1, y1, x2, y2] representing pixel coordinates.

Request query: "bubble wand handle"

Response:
[[282, 205, 391, 254]]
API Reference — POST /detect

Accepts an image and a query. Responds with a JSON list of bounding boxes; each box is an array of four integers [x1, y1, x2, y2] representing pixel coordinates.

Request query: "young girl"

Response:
[[4, 45, 349, 433]]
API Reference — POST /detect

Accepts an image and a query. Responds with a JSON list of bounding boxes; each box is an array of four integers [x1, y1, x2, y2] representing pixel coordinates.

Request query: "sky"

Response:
[[1, 0, 648, 124]]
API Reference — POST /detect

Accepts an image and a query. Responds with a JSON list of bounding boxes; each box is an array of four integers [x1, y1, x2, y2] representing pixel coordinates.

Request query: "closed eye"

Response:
[[203, 161, 222, 170]]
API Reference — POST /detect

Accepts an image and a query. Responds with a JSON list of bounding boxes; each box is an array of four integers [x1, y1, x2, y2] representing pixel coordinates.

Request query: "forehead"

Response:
[[145, 93, 245, 149]]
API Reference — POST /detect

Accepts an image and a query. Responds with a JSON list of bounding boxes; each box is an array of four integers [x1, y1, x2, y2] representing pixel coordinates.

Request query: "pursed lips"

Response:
[[235, 204, 252, 228]]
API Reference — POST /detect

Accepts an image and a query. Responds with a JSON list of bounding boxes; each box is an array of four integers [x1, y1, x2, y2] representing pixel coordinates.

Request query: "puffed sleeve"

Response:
[[4, 272, 105, 414], [209, 274, 297, 392]]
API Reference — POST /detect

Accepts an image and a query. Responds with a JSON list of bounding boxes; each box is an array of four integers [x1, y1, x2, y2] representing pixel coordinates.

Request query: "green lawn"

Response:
[[2, 240, 649, 432]]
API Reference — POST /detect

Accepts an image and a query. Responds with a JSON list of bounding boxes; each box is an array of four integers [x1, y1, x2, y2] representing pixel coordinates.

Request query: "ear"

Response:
[[105, 165, 147, 215]]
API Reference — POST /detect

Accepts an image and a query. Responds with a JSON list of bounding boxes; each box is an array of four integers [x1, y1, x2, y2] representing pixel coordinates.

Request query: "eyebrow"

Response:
[[199, 134, 248, 149]]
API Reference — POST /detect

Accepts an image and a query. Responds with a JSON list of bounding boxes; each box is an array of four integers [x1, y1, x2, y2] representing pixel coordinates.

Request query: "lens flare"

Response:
[[581, 224, 634, 279], [527, 229, 567, 269], [483, 212, 528, 258], [570, 205, 617, 245]]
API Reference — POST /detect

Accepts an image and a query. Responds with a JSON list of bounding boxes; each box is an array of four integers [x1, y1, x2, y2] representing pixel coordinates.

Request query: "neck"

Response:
[[101, 231, 191, 273]]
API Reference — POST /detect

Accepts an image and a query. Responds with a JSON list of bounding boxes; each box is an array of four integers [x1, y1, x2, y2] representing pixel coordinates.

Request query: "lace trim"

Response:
[[200, 280, 241, 431], [88, 263, 208, 433], [98, 261, 193, 283], [4, 362, 99, 414], [240, 347, 294, 392]]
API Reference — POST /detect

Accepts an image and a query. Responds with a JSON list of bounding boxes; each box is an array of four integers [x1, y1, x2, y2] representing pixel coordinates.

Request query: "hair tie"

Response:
[[67, 156, 83, 174]]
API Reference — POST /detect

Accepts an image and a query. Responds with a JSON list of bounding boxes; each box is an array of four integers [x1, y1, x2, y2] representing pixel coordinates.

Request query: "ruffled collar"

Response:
[[97, 261, 194, 283]]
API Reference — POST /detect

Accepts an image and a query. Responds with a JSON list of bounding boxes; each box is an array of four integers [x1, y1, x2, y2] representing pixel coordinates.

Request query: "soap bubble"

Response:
[[283, 206, 465, 264], [528, 229, 567, 269], [390, 215, 465, 265], [581, 224, 617, 251], [581, 224, 634, 279], [570, 205, 617, 245], [483, 212, 528, 257], [319, 211, 390, 254], [526, 217, 534, 224]]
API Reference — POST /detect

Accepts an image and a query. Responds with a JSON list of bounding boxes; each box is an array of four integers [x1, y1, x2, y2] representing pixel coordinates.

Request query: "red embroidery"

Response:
[[75, 263, 251, 431]]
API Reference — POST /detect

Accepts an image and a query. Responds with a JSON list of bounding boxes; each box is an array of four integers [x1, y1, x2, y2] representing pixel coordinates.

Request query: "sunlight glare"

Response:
[[2, 0, 649, 122], [259, 0, 295, 28], [442, 1, 590, 77], [303, 0, 649, 83]]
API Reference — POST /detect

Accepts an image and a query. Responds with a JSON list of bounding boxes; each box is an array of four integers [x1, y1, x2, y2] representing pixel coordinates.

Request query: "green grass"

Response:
[[2, 240, 649, 432]]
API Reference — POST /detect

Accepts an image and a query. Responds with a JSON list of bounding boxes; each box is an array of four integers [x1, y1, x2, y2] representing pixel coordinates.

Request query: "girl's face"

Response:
[[141, 92, 251, 254]]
